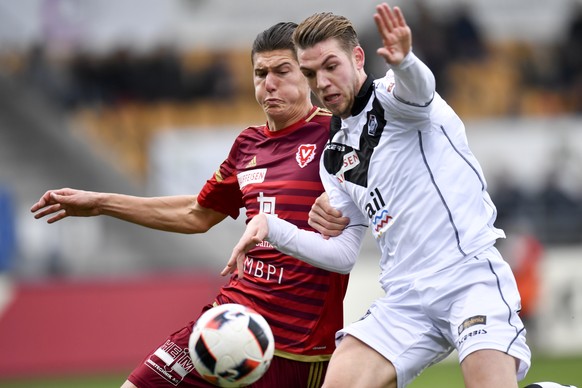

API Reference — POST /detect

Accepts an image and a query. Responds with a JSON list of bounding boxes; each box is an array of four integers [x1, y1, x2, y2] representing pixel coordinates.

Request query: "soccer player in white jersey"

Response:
[[224, 4, 534, 388]]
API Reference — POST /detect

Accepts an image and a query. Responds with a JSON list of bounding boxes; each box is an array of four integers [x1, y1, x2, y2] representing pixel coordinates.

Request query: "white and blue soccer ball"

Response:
[[188, 303, 275, 387], [524, 383, 578, 388]]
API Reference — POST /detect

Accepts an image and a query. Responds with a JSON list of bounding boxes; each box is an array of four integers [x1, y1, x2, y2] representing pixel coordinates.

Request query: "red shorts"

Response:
[[127, 321, 328, 387]]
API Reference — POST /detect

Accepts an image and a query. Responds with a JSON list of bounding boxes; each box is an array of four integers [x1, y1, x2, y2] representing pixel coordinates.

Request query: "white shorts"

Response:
[[338, 246, 531, 388]]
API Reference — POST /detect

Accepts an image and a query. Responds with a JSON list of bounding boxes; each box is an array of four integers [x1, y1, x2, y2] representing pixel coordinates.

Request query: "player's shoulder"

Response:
[[306, 106, 333, 126], [373, 71, 396, 96], [229, 124, 267, 150], [238, 123, 267, 138], [313, 106, 333, 117]]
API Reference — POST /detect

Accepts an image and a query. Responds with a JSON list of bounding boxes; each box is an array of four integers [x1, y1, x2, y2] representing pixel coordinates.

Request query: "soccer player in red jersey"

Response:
[[31, 22, 351, 387]]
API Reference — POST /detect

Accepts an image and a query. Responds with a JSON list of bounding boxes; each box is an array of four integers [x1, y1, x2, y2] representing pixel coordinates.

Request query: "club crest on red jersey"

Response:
[[296, 144, 317, 168]]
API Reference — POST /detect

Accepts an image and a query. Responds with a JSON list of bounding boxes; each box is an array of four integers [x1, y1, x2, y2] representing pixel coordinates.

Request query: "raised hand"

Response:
[[30, 188, 101, 223], [373, 3, 412, 66]]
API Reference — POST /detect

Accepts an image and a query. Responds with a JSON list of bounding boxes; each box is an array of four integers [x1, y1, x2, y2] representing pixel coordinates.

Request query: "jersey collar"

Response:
[[263, 106, 319, 137], [351, 75, 375, 117]]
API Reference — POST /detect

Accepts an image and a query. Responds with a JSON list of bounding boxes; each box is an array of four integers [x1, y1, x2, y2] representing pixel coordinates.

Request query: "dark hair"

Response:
[[251, 22, 298, 63], [293, 12, 359, 55]]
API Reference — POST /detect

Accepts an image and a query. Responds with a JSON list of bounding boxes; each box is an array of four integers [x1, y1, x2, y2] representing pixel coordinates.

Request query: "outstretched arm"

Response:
[[31, 188, 227, 234], [222, 212, 366, 279]]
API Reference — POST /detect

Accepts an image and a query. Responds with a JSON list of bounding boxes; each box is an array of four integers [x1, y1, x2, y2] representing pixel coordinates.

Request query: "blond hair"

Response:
[[293, 12, 360, 55]]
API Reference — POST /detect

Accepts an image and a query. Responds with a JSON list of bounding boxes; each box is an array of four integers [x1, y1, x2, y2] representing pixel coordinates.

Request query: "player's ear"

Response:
[[353, 46, 365, 70]]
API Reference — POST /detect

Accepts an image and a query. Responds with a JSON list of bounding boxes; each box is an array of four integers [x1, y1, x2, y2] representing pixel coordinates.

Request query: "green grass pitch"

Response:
[[0, 355, 580, 387]]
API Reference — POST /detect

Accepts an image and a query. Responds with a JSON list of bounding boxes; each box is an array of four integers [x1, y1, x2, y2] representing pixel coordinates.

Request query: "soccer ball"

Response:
[[188, 303, 275, 387], [524, 383, 578, 388]]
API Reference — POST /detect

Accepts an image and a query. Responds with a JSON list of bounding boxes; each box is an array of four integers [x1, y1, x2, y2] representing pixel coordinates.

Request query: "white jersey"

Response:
[[266, 52, 505, 289], [321, 62, 504, 288], [264, 52, 529, 385]]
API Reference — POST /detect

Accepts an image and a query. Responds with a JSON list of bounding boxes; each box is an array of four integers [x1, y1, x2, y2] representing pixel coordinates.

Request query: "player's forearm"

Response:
[[391, 51, 435, 106], [264, 214, 365, 274], [98, 193, 200, 233]]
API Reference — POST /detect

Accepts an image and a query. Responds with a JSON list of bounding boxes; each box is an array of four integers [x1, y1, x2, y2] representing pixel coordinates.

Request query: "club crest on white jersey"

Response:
[[368, 114, 379, 136]]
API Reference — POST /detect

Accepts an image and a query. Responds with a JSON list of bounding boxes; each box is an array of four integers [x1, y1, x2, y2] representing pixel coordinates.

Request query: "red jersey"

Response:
[[198, 107, 348, 361]]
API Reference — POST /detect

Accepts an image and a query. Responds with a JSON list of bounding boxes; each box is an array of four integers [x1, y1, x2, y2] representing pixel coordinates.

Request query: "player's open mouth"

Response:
[[324, 94, 341, 104]]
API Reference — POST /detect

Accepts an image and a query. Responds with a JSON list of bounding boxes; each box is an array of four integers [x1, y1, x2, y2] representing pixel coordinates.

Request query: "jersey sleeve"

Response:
[[197, 142, 244, 220], [263, 156, 368, 274], [377, 51, 436, 122], [265, 213, 367, 274], [390, 51, 435, 106]]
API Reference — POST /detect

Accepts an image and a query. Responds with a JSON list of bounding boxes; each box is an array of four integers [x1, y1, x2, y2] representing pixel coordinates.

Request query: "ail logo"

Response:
[[296, 144, 317, 168], [366, 188, 395, 237]]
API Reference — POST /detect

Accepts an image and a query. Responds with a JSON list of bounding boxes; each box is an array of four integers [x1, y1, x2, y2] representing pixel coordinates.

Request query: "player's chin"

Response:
[[263, 102, 285, 113], [322, 98, 348, 117]]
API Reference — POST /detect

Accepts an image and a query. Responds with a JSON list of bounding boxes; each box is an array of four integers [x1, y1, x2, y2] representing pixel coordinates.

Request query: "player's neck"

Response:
[[266, 103, 314, 132]]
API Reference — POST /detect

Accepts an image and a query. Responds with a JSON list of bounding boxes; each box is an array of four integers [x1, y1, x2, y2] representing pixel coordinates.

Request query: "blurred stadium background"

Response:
[[0, 0, 581, 386]]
